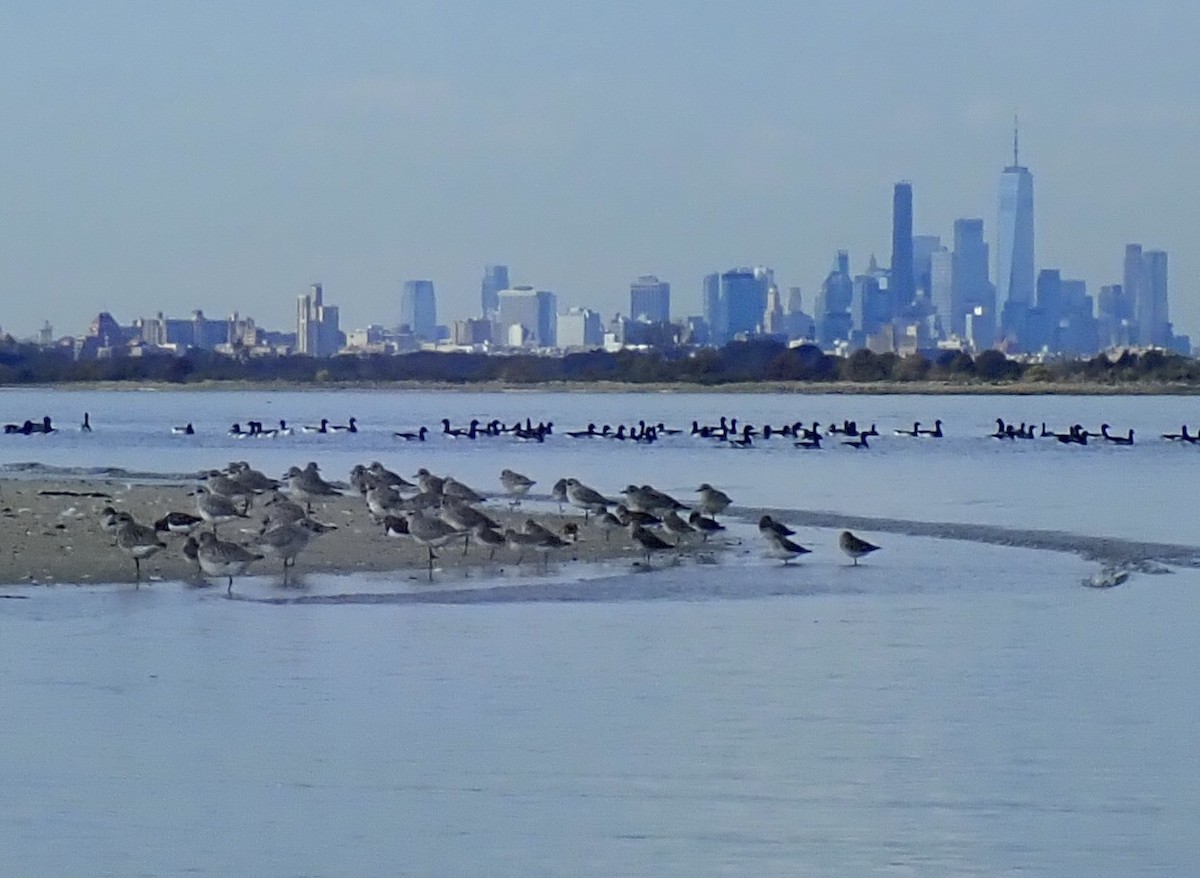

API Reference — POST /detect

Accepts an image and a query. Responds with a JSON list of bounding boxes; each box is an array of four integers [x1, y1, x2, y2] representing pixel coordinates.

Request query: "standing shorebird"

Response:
[[761, 529, 811, 565], [839, 530, 881, 565], [195, 486, 249, 534], [116, 519, 167, 584], [550, 478, 568, 511], [695, 483, 732, 517], [687, 511, 726, 542], [252, 518, 325, 585], [195, 532, 263, 595], [500, 469, 536, 507], [628, 522, 673, 565], [402, 513, 463, 579], [564, 478, 612, 522], [283, 463, 343, 513]]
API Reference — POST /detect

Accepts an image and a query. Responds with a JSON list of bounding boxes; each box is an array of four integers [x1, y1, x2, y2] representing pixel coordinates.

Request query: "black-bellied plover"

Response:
[[195, 486, 249, 534], [500, 469, 536, 506], [564, 478, 612, 522], [116, 519, 166, 584], [695, 483, 732, 517], [196, 531, 263, 594]]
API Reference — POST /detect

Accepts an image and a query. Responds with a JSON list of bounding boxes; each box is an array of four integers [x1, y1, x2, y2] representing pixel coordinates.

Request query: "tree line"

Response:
[[0, 340, 1197, 387]]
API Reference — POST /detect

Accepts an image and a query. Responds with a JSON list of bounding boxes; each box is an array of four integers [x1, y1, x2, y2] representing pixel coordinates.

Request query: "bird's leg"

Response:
[[227, 577, 234, 596]]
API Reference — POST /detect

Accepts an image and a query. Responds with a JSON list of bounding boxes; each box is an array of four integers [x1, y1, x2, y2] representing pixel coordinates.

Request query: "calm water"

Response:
[[2, 388, 1199, 875]]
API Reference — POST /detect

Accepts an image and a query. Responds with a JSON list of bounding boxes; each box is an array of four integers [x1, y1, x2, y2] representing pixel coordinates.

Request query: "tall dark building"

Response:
[[630, 275, 671, 323], [401, 280, 438, 341], [481, 265, 509, 318], [890, 181, 915, 314]]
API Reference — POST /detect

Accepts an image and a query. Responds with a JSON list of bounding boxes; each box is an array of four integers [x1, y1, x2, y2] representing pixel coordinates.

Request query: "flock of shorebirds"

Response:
[[97, 460, 881, 592]]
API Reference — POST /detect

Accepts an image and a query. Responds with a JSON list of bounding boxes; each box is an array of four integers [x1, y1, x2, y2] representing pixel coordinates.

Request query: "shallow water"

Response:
[[2, 388, 1199, 875]]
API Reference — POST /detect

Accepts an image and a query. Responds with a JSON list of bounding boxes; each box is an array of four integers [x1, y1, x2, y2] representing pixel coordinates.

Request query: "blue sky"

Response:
[[1, 1, 1198, 340]]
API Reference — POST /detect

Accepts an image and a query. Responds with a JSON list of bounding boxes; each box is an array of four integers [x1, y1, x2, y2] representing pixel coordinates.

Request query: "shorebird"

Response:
[[500, 469, 536, 506], [204, 469, 251, 510], [367, 461, 415, 492], [263, 491, 308, 525], [472, 523, 507, 560], [761, 529, 811, 564], [758, 515, 795, 538], [401, 512, 463, 579], [628, 522, 674, 564], [283, 463, 343, 513], [100, 506, 134, 539], [622, 484, 687, 514], [695, 483, 732, 517], [364, 484, 405, 521], [615, 504, 661, 528], [443, 477, 486, 505], [251, 518, 327, 585], [503, 526, 566, 568], [413, 468, 446, 496], [660, 509, 696, 545], [195, 486, 249, 534], [687, 510, 726, 541], [116, 518, 167, 583], [154, 511, 204, 535], [228, 461, 281, 495], [195, 531, 263, 594], [839, 530, 880, 565], [564, 478, 612, 521], [593, 510, 624, 542], [550, 478, 568, 511], [440, 501, 499, 554]]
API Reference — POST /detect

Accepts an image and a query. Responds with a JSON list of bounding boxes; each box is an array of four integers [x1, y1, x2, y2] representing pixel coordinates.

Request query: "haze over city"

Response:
[[1, 1, 1197, 340]]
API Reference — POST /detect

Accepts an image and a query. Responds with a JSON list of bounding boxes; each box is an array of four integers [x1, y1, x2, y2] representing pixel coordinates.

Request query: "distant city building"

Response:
[[815, 251, 853, 348], [630, 275, 671, 324], [1141, 249, 1170, 347], [452, 318, 493, 347], [296, 283, 341, 356], [1122, 244, 1172, 347], [721, 268, 767, 339], [997, 122, 1035, 343], [891, 182, 915, 314], [702, 272, 724, 343], [480, 264, 509, 318], [928, 247, 953, 336], [137, 310, 257, 350], [951, 218, 992, 341], [400, 279, 438, 341], [911, 234, 941, 304], [557, 307, 604, 348], [497, 287, 557, 347]]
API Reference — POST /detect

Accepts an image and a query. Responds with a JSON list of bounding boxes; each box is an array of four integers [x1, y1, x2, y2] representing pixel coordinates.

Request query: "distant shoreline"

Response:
[[4, 379, 1200, 396]]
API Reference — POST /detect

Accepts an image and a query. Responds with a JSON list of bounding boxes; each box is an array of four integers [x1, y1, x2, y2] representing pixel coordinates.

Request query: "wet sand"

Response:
[[0, 477, 653, 587]]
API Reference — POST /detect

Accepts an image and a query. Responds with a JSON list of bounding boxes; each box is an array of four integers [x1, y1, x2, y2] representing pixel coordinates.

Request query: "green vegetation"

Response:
[[1, 340, 1198, 388]]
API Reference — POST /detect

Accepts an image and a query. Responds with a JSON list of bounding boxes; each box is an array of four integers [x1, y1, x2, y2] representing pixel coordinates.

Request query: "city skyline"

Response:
[[1, 3, 1198, 340]]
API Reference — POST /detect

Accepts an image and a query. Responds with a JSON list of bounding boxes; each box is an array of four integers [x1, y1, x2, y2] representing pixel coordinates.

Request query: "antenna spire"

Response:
[[1013, 114, 1020, 167]]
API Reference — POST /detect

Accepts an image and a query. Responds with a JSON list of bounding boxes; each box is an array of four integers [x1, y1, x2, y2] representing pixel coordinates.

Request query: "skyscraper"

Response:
[[401, 280, 438, 341], [497, 287, 557, 347], [701, 272, 724, 344], [1123, 244, 1144, 336], [480, 265, 509, 318], [630, 275, 671, 323], [296, 283, 341, 356], [721, 268, 767, 338], [1141, 250, 1169, 347], [951, 218, 991, 339], [928, 247, 953, 336], [997, 121, 1035, 342], [891, 182, 915, 313]]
